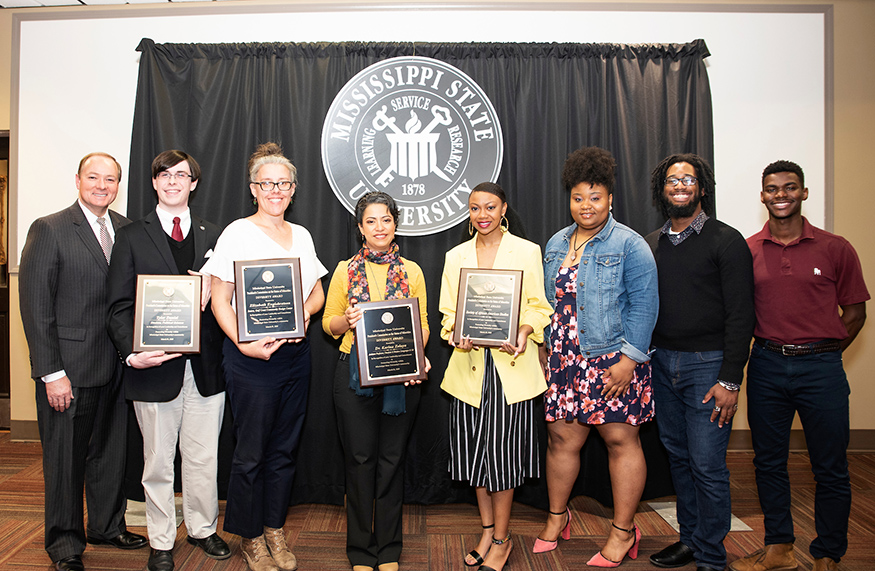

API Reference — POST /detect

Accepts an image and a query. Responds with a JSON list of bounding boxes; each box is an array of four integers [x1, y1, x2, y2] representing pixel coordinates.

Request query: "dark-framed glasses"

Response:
[[157, 171, 192, 181], [664, 175, 698, 187], [254, 180, 294, 192]]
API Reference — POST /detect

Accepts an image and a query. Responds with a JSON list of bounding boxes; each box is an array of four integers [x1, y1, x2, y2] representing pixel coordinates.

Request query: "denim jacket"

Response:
[[543, 215, 658, 363]]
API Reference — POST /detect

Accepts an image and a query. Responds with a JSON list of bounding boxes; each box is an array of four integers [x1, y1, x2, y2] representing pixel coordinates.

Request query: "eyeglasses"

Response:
[[664, 175, 698, 187], [157, 171, 192, 181], [253, 180, 294, 192]]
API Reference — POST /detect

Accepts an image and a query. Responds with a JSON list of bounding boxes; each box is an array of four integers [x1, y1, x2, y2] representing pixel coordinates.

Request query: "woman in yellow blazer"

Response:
[[439, 182, 552, 571]]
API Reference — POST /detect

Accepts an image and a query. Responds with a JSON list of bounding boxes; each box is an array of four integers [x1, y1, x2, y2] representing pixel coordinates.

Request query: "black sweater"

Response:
[[645, 218, 755, 384]]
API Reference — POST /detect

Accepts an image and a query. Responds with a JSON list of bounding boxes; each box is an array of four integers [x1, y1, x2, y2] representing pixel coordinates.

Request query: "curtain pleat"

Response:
[[128, 38, 712, 508]]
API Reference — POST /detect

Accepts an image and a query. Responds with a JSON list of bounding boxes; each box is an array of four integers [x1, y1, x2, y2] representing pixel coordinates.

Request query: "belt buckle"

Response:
[[781, 344, 794, 356]]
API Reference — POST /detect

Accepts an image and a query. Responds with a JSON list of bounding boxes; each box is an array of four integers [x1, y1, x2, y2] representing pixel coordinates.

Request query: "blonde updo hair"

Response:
[[247, 142, 298, 184]]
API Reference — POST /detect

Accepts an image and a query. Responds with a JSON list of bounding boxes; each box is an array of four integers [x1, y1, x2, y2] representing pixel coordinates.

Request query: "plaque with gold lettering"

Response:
[[234, 258, 305, 342], [354, 298, 426, 387], [134, 274, 201, 353], [452, 268, 522, 348]]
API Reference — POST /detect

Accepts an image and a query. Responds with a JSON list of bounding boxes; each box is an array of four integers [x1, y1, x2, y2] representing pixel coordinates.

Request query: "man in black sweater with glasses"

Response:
[[645, 153, 755, 571]]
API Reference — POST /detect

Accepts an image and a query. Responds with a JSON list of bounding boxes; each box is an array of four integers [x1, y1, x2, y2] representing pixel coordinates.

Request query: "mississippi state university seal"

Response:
[[322, 56, 503, 236]]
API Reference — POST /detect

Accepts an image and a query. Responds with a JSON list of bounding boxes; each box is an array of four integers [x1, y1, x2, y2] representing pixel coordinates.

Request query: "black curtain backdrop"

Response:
[[127, 39, 714, 509]]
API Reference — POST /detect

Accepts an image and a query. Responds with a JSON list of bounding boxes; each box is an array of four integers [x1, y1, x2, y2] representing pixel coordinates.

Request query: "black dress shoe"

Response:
[[650, 541, 695, 568], [187, 533, 231, 560], [147, 548, 174, 571], [87, 531, 148, 550], [55, 555, 84, 571]]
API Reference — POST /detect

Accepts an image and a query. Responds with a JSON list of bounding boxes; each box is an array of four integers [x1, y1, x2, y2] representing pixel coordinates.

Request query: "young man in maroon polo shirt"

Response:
[[731, 160, 869, 571]]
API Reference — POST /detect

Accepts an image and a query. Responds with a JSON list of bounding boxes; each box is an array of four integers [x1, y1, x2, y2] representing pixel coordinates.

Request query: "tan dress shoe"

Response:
[[263, 526, 298, 571], [378, 564, 400, 571], [241, 535, 279, 571], [729, 543, 797, 571], [812, 557, 838, 571]]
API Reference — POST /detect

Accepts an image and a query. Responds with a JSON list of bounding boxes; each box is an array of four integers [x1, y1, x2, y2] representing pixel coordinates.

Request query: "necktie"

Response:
[[97, 217, 112, 264], [171, 217, 183, 242]]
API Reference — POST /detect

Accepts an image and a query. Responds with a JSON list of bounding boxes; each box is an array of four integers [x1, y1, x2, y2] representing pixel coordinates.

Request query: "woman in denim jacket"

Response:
[[534, 147, 658, 568]]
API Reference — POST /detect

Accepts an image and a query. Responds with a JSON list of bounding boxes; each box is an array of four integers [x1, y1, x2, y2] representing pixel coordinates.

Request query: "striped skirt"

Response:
[[448, 350, 540, 492]]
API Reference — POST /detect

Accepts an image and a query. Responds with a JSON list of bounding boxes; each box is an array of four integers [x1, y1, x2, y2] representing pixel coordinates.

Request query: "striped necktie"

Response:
[[97, 217, 112, 264]]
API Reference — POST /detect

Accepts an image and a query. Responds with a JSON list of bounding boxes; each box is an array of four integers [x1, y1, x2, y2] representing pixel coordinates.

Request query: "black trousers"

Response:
[[333, 357, 420, 567], [35, 373, 127, 562]]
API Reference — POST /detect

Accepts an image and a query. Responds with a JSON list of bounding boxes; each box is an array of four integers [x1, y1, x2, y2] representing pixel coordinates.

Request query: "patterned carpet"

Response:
[[0, 431, 871, 570]]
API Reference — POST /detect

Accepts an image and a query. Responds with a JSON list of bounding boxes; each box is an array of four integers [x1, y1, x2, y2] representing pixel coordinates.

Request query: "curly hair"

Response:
[[355, 191, 401, 239], [650, 153, 716, 217], [762, 160, 804, 187], [247, 142, 298, 184], [562, 147, 616, 194]]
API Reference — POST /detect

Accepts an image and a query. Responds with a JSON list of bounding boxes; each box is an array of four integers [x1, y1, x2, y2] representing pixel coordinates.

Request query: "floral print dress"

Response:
[[544, 265, 654, 425]]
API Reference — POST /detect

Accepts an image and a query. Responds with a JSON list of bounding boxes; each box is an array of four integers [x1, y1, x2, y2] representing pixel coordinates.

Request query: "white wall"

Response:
[[11, 6, 825, 264]]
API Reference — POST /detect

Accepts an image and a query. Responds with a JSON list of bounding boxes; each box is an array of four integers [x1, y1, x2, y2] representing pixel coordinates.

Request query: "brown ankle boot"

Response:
[[241, 535, 279, 571], [729, 543, 797, 571], [812, 557, 838, 571], [263, 527, 298, 571]]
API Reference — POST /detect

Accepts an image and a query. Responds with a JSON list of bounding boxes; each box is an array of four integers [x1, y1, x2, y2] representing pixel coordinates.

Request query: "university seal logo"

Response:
[[321, 56, 503, 236]]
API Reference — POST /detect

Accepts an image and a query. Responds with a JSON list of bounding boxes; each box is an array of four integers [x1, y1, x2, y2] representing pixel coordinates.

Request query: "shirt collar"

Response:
[[155, 205, 192, 238], [659, 210, 709, 246], [752, 216, 814, 246], [77, 199, 104, 226]]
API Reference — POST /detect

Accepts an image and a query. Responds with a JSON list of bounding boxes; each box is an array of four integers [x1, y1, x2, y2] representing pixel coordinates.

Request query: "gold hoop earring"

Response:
[[469, 221, 475, 236], [500, 215, 509, 232]]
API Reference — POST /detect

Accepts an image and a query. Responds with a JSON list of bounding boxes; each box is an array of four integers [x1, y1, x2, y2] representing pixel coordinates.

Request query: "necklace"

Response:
[[570, 229, 594, 262]]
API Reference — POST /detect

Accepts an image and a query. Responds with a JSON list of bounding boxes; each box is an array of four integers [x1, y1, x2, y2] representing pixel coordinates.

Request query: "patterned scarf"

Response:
[[347, 242, 410, 415], [347, 242, 409, 303]]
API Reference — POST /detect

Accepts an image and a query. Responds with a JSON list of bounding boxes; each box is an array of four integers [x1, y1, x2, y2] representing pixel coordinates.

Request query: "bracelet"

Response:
[[718, 380, 740, 392]]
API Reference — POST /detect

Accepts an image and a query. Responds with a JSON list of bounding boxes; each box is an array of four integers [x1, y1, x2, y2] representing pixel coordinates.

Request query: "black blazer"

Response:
[[106, 210, 225, 402], [19, 202, 131, 388]]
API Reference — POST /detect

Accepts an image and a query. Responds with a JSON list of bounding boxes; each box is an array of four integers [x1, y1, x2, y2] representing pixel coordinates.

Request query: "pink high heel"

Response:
[[532, 507, 572, 553], [585, 522, 640, 567]]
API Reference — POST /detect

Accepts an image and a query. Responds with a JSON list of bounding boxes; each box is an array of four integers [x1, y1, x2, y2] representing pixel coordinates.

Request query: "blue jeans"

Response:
[[747, 343, 850, 561], [652, 348, 731, 569]]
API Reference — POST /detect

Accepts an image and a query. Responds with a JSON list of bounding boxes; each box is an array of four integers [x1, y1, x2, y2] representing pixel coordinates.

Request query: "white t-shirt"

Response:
[[201, 218, 328, 306]]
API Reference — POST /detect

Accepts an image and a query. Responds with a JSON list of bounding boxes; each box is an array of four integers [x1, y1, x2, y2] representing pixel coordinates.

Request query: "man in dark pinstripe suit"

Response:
[[19, 152, 147, 571]]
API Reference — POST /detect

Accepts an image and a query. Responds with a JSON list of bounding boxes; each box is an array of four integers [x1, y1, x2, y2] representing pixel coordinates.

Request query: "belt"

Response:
[[755, 337, 841, 356]]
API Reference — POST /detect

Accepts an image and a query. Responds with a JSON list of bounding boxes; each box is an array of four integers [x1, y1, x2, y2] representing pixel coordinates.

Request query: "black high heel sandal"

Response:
[[464, 523, 495, 567]]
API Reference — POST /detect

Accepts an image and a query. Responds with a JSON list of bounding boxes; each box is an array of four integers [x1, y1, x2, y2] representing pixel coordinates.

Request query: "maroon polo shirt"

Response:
[[747, 217, 869, 345]]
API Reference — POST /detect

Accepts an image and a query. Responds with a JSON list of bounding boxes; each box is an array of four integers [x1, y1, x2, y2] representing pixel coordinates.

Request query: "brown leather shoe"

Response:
[[241, 535, 279, 571], [729, 543, 797, 571], [263, 527, 298, 571], [812, 557, 838, 571]]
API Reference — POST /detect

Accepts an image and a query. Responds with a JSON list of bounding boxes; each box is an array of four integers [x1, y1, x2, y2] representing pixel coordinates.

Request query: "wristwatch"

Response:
[[718, 380, 740, 392]]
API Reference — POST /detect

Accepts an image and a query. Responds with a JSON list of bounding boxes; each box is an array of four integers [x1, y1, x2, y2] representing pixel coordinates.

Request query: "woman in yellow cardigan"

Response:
[[439, 182, 552, 571], [323, 191, 429, 571]]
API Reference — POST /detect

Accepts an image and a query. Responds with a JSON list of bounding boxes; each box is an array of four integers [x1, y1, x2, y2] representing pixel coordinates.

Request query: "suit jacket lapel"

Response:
[[143, 210, 178, 274], [68, 202, 110, 274], [493, 232, 516, 270]]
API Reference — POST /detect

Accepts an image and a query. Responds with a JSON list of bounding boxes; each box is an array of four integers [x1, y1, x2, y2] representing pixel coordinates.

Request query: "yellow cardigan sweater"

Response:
[[439, 231, 552, 407]]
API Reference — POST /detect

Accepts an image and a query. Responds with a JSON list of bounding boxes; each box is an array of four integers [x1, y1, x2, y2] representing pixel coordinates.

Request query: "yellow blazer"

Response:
[[439, 231, 552, 407]]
